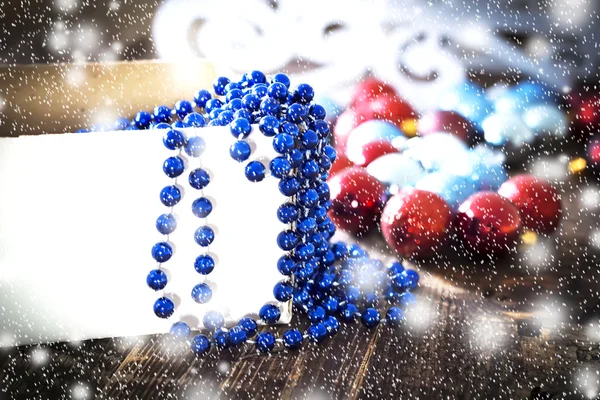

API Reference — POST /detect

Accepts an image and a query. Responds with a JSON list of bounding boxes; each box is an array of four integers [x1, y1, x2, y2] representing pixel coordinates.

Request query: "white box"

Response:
[[0, 127, 291, 346]]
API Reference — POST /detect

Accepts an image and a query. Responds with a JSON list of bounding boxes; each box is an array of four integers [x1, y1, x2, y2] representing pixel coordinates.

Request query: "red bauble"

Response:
[[576, 96, 600, 126], [328, 167, 386, 236], [350, 77, 397, 108], [334, 109, 366, 153], [497, 174, 561, 234], [455, 192, 522, 256], [329, 152, 354, 178], [380, 189, 452, 258], [417, 110, 477, 143], [357, 93, 416, 128], [348, 139, 399, 167], [588, 138, 600, 164]]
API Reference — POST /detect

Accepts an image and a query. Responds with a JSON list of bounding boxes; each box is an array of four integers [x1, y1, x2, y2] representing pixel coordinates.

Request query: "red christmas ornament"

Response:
[[348, 139, 399, 167], [357, 93, 416, 129], [350, 77, 397, 108], [588, 138, 600, 164], [334, 109, 366, 153], [576, 96, 600, 127], [497, 174, 561, 234], [455, 192, 522, 256], [329, 152, 354, 178], [380, 189, 452, 258], [417, 110, 477, 143], [328, 167, 386, 236]]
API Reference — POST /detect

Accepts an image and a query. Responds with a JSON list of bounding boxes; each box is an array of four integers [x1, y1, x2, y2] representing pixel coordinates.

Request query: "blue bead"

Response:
[[295, 243, 315, 261], [260, 97, 280, 115], [271, 73, 291, 88], [308, 306, 326, 323], [248, 70, 267, 85], [174, 100, 194, 118], [160, 185, 181, 207], [277, 255, 297, 275], [317, 273, 335, 291], [205, 98, 224, 113], [172, 121, 190, 129], [146, 269, 168, 290], [283, 328, 303, 349], [229, 140, 251, 162], [277, 203, 299, 223], [152, 122, 171, 130], [294, 84, 314, 104], [363, 292, 380, 308], [225, 82, 242, 92], [287, 149, 303, 168], [361, 308, 381, 328], [184, 136, 205, 158], [219, 110, 235, 125], [213, 328, 229, 348], [192, 197, 213, 218], [339, 303, 359, 322], [298, 189, 319, 208], [277, 230, 298, 251], [227, 98, 243, 111], [273, 281, 294, 302], [252, 83, 268, 98], [391, 270, 419, 290], [203, 310, 225, 330], [156, 214, 177, 235], [194, 226, 215, 247], [259, 115, 280, 136], [281, 122, 299, 137], [234, 109, 252, 121], [153, 297, 175, 318], [322, 296, 339, 313], [386, 307, 404, 326], [191, 283, 212, 303], [309, 104, 326, 120], [256, 332, 276, 353], [209, 108, 224, 121], [226, 89, 244, 103], [259, 304, 281, 324], [245, 161, 266, 182], [238, 317, 258, 337], [183, 112, 207, 127], [307, 323, 328, 343], [228, 326, 247, 346], [208, 119, 223, 126], [151, 242, 173, 262], [287, 103, 307, 123], [323, 315, 340, 335], [268, 82, 288, 102], [273, 133, 295, 154], [194, 254, 215, 275], [153, 105, 172, 123], [170, 321, 191, 339], [189, 168, 210, 190], [346, 286, 361, 303], [269, 157, 291, 178], [313, 120, 330, 138], [242, 93, 261, 111], [297, 217, 317, 234], [190, 334, 211, 356], [279, 177, 300, 196], [163, 156, 185, 178], [348, 244, 368, 258], [134, 111, 153, 128], [301, 130, 319, 149], [398, 292, 417, 308], [163, 129, 185, 150], [301, 160, 319, 179], [213, 76, 230, 96], [113, 117, 130, 130], [332, 242, 349, 260], [194, 89, 212, 108], [324, 145, 337, 163], [386, 261, 404, 276]]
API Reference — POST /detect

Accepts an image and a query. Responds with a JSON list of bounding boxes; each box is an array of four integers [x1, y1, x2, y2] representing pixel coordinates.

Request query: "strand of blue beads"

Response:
[[125, 70, 421, 356]]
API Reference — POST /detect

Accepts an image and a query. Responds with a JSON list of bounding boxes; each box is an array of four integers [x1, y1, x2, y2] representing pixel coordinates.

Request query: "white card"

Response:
[[0, 127, 291, 346]]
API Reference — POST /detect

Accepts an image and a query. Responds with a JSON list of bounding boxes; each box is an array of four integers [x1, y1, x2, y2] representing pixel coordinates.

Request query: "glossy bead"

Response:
[[247, 70, 267, 85], [191, 283, 212, 304], [213, 328, 229, 348], [192, 197, 213, 218], [287, 103, 308, 123], [361, 308, 380, 328], [308, 306, 326, 323], [156, 214, 177, 235], [323, 315, 340, 335], [226, 88, 243, 103], [309, 104, 326, 120], [190, 334, 211, 356], [386, 307, 404, 326], [259, 115, 280, 137], [239, 317, 258, 337], [277, 203, 299, 223], [229, 140, 251, 162], [160, 185, 181, 207], [230, 117, 252, 138], [245, 161, 266, 182], [294, 83, 314, 104], [301, 130, 319, 149], [153, 105, 172, 123], [277, 230, 298, 251], [277, 255, 297, 275], [260, 97, 280, 115], [271, 73, 290, 88], [203, 310, 225, 330], [194, 226, 215, 247], [189, 168, 210, 190], [259, 304, 281, 324], [163, 156, 185, 178], [301, 160, 320, 179], [146, 269, 168, 290], [273, 133, 295, 154], [498, 174, 561, 234], [270, 157, 292, 178], [194, 89, 212, 108], [307, 323, 328, 343], [205, 98, 224, 114], [268, 82, 288, 101], [153, 297, 175, 319], [381, 189, 453, 258], [391, 269, 419, 290], [134, 111, 153, 128], [183, 112, 207, 128], [213, 76, 230, 96], [387, 261, 404, 276], [170, 321, 191, 339], [279, 177, 300, 196], [321, 296, 339, 313], [288, 149, 303, 169], [174, 100, 194, 118], [153, 122, 171, 130], [151, 242, 173, 262], [456, 191, 522, 256], [339, 303, 359, 322], [194, 254, 215, 275], [228, 326, 247, 346], [297, 217, 317, 234], [184, 136, 205, 158], [283, 328, 303, 349], [273, 281, 294, 302], [255, 332, 276, 353], [298, 188, 319, 208], [281, 122, 300, 137], [242, 93, 261, 111], [328, 167, 386, 236]]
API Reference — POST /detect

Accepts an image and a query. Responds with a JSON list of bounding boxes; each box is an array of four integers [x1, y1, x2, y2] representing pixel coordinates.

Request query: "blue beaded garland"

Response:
[[174, 100, 194, 118], [269, 157, 292, 178], [229, 140, 251, 162], [339, 303, 359, 323], [273, 281, 294, 302], [153, 297, 175, 319], [294, 84, 314, 104], [245, 161, 266, 182], [277, 255, 297, 275], [194, 89, 212, 108], [163, 156, 185, 178], [203, 310, 225, 330], [194, 226, 215, 247], [160, 185, 181, 207], [256, 331, 276, 353], [271, 73, 290, 88], [230, 117, 252, 138], [268, 82, 288, 101], [170, 321, 191, 339], [308, 306, 326, 323], [277, 203, 299, 223], [156, 214, 177, 235], [190, 334, 211, 356], [278, 177, 300, 196], [307, 323, 328, 343], [301, 130, 319, 149], [192, 197, 213, 218], [163, 129, 185, 150], [213, 328, 229, 348], [323, 315, 340, 335], [191, 283, 213, 304], [239, 317, 258, 338], [151, 242, 173, 262], [283, 328, 303, 349], [153, 122, 171, 130], [183, 112, 207, 128], [386, 307, 404, 326], [134, 111, 153, 128], [361, 308, 381, 328], [259, 115, 280, 137], [194, 254, 215, 275], [213, 76, 230, 96], [228, 326, 247, 346], [153, 105, 172, 123], [184, 136, 205, 157], [146, 269, 168, 290], [259, 304, 281, 324], [189, 168, 210, 190], [277, 230, 298, 251]]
